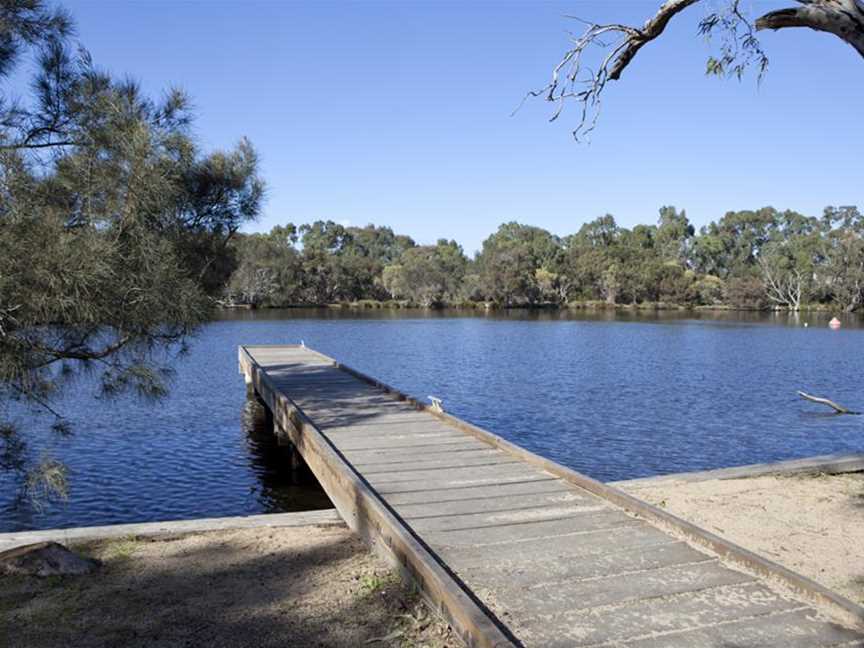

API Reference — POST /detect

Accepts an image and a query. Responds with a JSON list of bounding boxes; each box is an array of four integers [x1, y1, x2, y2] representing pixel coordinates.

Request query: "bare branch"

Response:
[[527, 0, 700, 139], [531, 0, 864, 139], [0, 140, 82, 151], [609, 0, 702, 80]]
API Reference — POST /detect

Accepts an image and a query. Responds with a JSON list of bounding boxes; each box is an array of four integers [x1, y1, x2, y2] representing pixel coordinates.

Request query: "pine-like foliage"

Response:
[[0, 1, 264, 503]]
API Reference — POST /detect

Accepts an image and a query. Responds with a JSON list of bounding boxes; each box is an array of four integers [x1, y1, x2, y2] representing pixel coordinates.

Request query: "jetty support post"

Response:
[[240, 351, 312, 485]]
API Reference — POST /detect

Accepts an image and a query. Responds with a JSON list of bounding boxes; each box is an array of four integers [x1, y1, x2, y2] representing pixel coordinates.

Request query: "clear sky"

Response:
[[47, 1, 864, 254]]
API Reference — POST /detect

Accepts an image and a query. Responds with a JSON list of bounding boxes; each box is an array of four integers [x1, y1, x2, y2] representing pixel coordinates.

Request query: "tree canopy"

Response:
[[0, 0, 263, 502], [225, 205, 864, 315]]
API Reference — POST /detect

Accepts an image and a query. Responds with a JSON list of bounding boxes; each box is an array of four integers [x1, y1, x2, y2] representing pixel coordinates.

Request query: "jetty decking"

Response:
[[239, 345, 864, 648]]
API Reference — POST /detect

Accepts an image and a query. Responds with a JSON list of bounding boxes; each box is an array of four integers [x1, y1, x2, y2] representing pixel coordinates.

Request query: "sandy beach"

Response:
[[1, 522, 454, 648], [621, 471, 864, 604]]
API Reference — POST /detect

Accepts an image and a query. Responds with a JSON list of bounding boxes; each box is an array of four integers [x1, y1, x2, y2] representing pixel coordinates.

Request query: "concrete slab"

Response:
[[0, 510, 342, 552]]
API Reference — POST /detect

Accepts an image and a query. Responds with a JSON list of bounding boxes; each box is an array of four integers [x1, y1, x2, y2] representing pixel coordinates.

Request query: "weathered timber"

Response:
[[396, 489, 594, 519], [625, 608, 864, 648], [239, 344, 864, 647], [453, 540, 712, 584], [515, 582, 805, 647], [479, 559, 755, 618]]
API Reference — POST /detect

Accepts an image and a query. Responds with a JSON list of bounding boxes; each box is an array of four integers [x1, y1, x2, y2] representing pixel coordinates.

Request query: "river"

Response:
[[2, 308, 861, 532]]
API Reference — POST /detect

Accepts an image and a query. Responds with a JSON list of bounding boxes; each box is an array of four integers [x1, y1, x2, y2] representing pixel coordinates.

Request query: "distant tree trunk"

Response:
[[601, 267, 620, 304], [759, 257, 803, 311]]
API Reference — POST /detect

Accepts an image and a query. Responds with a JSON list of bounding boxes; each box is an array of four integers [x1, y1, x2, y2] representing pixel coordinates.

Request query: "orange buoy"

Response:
[[829, 317, 842, 330]]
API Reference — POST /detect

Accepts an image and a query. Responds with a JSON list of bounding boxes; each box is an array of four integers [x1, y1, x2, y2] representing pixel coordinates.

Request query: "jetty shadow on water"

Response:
[[241, 396, 332, 513]]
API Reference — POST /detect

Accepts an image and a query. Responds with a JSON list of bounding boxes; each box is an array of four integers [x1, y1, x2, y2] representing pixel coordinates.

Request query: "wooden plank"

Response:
[[326, 418, 443, 429], [352, 448, 506, 470], [330, 420, 466, 440], [328, 430, 469, 447], [336, 437, 481, 452], [442, 524, 677, 570], [273, 374, 365, 384], [326, 418, 448, 433], [626, 608, 864, 648], [287, 404, 421, 419], [289, 391, 407, 405], [364, 462, 544, 485], [471, 560, 754, 618], [362, 457, 522, 476], [262, 363, 334, 373], [380, 478, 570, 506], [393, 488, 590, 519], [446, 524, 669, 576], [342, 443, 497, 464], [288, 399, 416, 415], [406, 502, 612, 533], [373, 471, 554, 495], [453, 541, 712, 585], [512, 582, 804, 647], [423, 510, 638, 548]]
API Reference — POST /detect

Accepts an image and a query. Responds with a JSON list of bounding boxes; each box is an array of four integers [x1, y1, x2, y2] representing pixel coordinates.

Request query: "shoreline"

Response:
[[613, 452, 864, 489], [6, 452, 861, 549], [217, 300, 856, 315], [2, 517, 454, 648], [619, 471, 864, 605], [614, 453, 864, 605], [0, 510, 342, 553], [4, 453, 862, 643]]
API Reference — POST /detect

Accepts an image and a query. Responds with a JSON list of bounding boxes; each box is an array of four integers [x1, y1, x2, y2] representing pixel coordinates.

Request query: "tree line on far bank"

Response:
[[225, 205, 864, 313]]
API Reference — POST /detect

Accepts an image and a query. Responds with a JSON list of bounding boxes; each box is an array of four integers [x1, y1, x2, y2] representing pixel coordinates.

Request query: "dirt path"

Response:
[[1, 522, 456, 648], [621, 472, 864, 604]]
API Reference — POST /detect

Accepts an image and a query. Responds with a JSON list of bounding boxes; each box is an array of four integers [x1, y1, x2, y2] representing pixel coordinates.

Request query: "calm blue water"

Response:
[[2, 309, 862, 532]]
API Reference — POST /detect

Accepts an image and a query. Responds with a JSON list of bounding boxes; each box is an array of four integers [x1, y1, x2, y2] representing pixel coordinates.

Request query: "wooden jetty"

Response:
[[239, 344, 864, 647]]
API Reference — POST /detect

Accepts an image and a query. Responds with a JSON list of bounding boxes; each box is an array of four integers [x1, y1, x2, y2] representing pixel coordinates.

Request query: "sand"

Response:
[[5, 473, 862, 647], [620, 472, 864, 604], [1, 523, 456, 648]]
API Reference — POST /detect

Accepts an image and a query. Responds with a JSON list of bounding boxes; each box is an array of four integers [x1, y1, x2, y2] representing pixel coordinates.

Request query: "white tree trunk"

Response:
[[756, 0, 864, 59]]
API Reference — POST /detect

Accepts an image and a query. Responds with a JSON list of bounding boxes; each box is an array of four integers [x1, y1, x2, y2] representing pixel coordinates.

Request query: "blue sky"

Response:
[[49, 2, 864, 253]]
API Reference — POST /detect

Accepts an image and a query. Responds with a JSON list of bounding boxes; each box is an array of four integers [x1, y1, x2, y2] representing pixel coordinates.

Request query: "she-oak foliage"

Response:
[[0, 1, 263, 502]]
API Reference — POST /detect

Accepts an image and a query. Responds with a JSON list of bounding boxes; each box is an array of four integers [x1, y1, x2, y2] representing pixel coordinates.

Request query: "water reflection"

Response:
[[241, 397, 331, 512], [220, 306, 864, 329]]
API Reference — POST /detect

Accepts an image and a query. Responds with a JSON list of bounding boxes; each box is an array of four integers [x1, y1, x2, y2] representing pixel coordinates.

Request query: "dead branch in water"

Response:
[[797, 391, 860, 415]]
